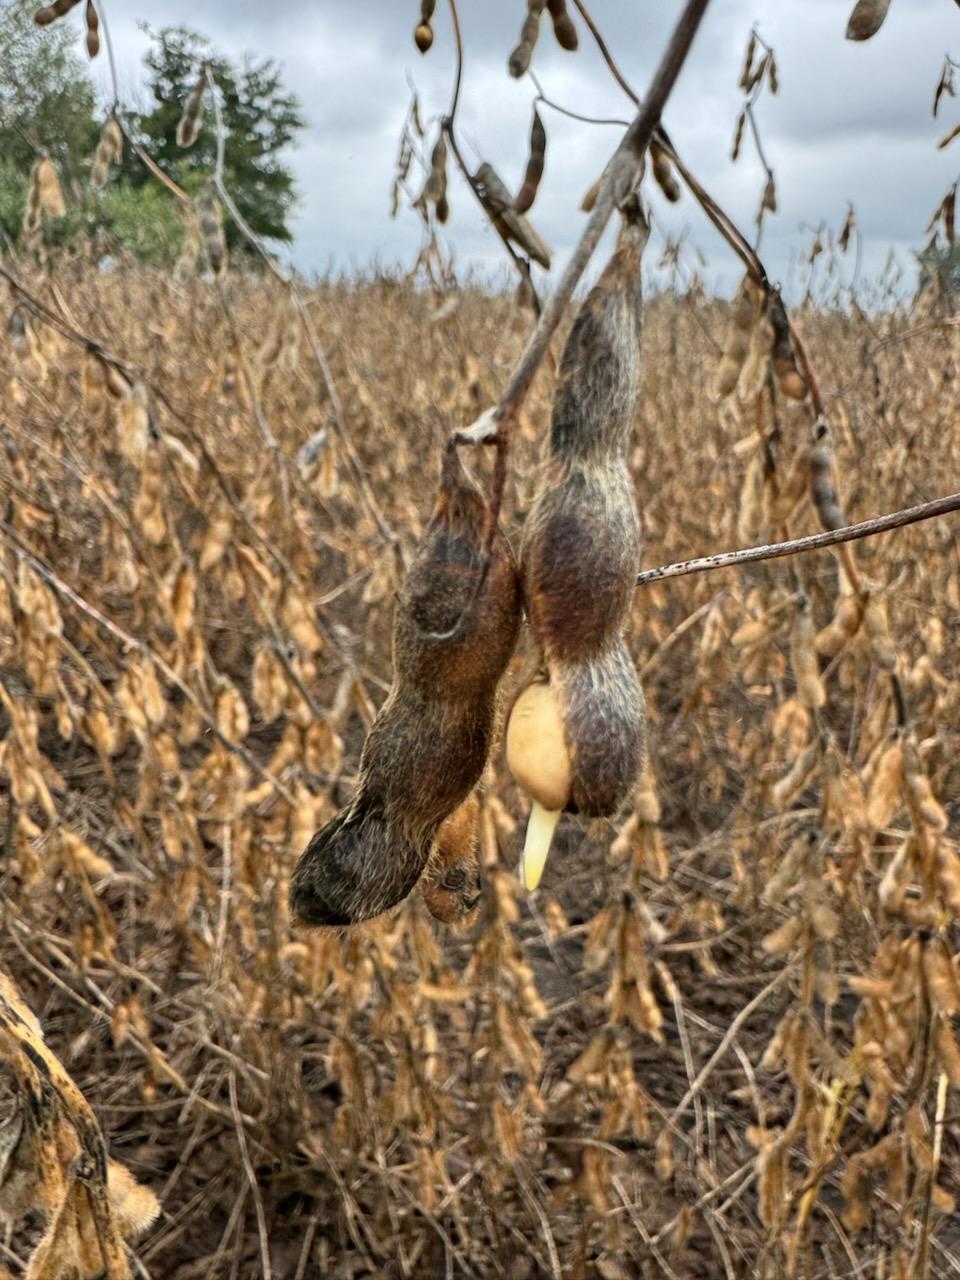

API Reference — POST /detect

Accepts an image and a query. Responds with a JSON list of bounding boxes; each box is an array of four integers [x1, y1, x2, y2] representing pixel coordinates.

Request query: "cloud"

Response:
[[94, 0, 960, 293]]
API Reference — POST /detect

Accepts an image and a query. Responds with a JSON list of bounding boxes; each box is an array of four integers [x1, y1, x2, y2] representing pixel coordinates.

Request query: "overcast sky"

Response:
[[96, 0, 960, 296]]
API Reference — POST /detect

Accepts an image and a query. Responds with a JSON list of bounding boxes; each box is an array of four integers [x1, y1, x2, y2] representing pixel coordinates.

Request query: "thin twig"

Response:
[[569, 0, 640, 105], [670, 969, 790, 1125], [528, 71, 629, 127], [229, 1073, 272, 1280], [636, 491, 960, 587]]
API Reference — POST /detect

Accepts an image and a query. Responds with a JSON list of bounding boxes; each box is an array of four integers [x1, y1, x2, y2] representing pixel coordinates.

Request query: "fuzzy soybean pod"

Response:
[[846, 0, 893, 41], [290, 446, 521, 927], [514, 107, 546, 216], [414, 0, 436, 52], [84, 0, 99, 57], [509, 0, 547, 78], [176, 69, 206, 149], [33, 0, 80, 25], [546, 0, 578, 50], [419, 793, 482, 925], [507, 198, 648, 891]]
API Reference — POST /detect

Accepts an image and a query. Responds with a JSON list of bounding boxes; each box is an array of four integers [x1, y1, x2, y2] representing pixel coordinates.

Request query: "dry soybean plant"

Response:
[[1, 0, 960, 1277]]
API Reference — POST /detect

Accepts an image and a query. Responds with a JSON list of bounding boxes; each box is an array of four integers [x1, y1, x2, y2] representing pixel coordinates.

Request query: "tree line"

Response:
[[0, 5, 303, 262]]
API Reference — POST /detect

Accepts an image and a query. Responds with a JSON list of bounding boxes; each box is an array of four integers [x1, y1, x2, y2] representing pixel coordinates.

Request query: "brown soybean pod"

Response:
[[176, 71, 206, 149], [419, 793, 482, 924], [198, 188, 226, 277], [809, 424, 845, 531], [845, 0, 893, 41], [790, 596, 826, 709], [650, 140, 680, 203], [290, 446, 521, 927], [33, 0, 81, 25], [546, 0, 578, 50], [713, 274, 761, 399], [507, 198, 649, 888], [415, 3, 435, 54], [768, 292, 807, 400], [514, 107, 546, 216], [422, 133, 449, 223], [509, 0, 547, 78], [84, 0, 100, 57]]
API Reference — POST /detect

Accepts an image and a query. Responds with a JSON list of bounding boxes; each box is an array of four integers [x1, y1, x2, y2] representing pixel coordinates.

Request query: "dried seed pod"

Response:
[[809, 424, 845, 531], [767, 54, 779, 95], [474, 161, 551, 268], [420, 132, 449, 223], [198, 187, 226, 277], [546, 0, 578, 49], [815, 590, 862, 657], [24, 156, 65, 233], [117, 382, 151, 466], [90, 115, 122, 188], [866, 740, 904, 832], [580, 173, 602, 213], [864, 594, 897, 671], [84, 0, 99, 57], [905, 769, 948, 832], [33, 0, 81, 24], [731, 109, 746, 162], [509, 0, 547, 78], [7, 305, 31, 360], [514, 107, 546, 215], [760, 173, 778, 216], [176, 66, 206, 148], [846, 0, 893, 41], [770, 742, 818, 809], [768, 292, 806, 399], [650, 140, 680, 203], [713, 273, 762, 399], [508, 201, 649, 889], [414, 0, 436, 51], [291, 444, 521, 926], [790, 595, 826, 709], [420, 793, 482, 924]]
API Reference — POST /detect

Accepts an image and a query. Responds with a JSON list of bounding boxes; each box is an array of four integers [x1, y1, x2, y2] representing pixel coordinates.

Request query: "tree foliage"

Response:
[[0, 0, 99, 239], [130, 26, 304, 250]]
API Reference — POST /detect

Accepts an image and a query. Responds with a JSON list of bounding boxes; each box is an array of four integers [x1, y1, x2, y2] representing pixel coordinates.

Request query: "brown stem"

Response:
[[569, 0, 640, 105], [636, 491, 960, 587]]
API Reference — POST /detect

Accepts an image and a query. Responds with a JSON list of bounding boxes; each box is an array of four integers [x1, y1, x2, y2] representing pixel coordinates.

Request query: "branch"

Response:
[[636, 491, 960, 587], [569, 0, 640, 105], [459, 0, 713, 456], [528, 71, 629, 128], [442, 0, 542, 313]]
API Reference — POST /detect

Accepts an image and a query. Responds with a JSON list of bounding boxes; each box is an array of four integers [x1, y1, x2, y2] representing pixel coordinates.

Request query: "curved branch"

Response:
[[447, 0, 464, 122]]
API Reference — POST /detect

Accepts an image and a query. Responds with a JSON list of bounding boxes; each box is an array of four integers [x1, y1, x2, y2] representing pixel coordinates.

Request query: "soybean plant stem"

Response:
[[636, 491, 960, 587]]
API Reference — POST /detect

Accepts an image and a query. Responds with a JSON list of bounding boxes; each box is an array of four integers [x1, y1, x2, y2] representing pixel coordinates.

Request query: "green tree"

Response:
[[0, 0, 99, 239], [130, 26, 304, 250]]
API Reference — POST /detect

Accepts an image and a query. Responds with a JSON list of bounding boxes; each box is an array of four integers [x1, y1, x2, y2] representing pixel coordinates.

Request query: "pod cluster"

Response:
[[290, 446, 521, 926], [506, 197, 649, 889]]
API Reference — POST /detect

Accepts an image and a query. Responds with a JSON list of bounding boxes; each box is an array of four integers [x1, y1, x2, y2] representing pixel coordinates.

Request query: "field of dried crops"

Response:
[[1, 256, 959, 1278]]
